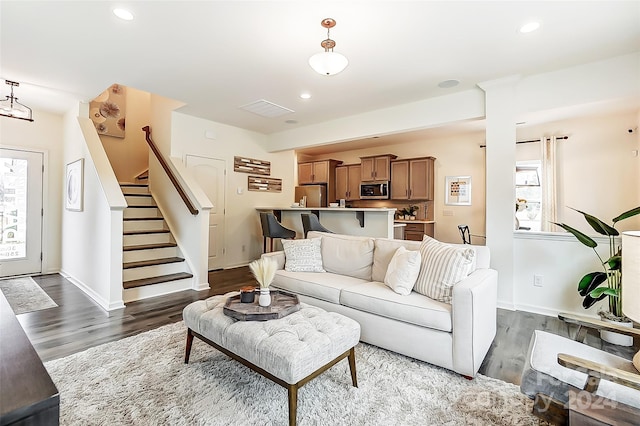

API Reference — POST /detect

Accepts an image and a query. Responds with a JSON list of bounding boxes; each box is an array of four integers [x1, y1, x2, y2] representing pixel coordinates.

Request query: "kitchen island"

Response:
[[257, 207, 398, 239]]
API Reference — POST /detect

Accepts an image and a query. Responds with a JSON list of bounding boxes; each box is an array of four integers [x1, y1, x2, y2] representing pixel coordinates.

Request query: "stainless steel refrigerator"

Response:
[[294, 185, 327, 207]]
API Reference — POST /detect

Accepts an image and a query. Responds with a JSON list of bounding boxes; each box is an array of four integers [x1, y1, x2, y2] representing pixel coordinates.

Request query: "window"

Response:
[[515, 161, 542, 231]]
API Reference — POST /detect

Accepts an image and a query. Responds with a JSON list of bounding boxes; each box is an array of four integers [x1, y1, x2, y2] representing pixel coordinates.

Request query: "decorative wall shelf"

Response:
[[234, 156, 271, 175]]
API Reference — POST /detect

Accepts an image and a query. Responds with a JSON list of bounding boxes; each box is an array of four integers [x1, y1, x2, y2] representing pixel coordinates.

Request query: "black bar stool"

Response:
[[301, 213, 334, 238], [260, 212, 296, 252]]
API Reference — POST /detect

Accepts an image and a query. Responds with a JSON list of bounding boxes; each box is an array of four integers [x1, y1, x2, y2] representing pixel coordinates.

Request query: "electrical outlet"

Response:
[[533, 275, 543, 287]]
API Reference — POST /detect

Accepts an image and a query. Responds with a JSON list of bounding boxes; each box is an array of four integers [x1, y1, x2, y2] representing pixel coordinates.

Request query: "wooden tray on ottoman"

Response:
[[223, 290, 300, 321]]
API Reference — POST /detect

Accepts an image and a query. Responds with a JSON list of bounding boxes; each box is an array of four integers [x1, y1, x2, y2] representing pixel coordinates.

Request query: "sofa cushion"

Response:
[[271, 270, 369, 304], [372, 238, 421, 282], [340, 281, 452, 332], [414, 236, 475, 303], [384, 246, 421, 295], [282, 238, 325, 272], [308, 231, 374, 280]]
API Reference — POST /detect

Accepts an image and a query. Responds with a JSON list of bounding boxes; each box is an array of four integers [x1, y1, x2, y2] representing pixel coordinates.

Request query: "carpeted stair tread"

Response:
[[123, 272, 193, 289], [123, 242, 177, 251], [123, 257, 185, 269]]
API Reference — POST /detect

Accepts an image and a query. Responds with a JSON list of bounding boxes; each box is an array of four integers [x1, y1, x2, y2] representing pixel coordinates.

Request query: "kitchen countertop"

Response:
[[394, 219, 435, 224], [258, 207, 397, 212]]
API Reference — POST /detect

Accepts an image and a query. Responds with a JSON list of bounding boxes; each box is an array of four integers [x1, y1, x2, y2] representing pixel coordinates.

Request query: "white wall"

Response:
[[60, 104, 126, 310], [516, 110, 640, 232], [170, 112, 296, 267], [0, 110, 64, 273]]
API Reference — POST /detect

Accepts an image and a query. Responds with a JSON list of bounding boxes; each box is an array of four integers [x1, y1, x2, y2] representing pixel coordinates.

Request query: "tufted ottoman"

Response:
[[183, 293, 361, 426]]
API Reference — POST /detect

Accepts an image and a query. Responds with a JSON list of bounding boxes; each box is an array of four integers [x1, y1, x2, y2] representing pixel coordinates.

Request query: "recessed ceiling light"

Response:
[[113, 8, 134, 21], [438, 79, 459, 89], [300, 93, 311, 99], [519, 22, 540, 33]]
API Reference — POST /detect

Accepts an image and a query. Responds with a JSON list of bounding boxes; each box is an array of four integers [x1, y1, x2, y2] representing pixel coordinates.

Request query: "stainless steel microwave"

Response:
[[360, 181, 389, 199]]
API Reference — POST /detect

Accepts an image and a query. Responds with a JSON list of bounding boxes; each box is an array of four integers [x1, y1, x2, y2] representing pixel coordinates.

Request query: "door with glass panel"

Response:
[[0, 149, 43, 277]]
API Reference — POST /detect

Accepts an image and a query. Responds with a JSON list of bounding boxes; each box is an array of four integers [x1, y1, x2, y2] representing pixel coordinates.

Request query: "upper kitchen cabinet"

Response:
[[298, 160, 342, 184], [335, 164, 361, 201], [360, 154, 397, 182], [391, 157, 435, 200]]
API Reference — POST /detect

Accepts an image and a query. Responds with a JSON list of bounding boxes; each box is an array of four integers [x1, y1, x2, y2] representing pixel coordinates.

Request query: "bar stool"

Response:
[[260, 212, 296, 252], [301, 213, 333, 238]]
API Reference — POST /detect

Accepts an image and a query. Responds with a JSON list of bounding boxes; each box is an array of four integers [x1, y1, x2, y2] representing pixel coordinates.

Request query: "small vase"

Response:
[[258, 288, 271, 307]]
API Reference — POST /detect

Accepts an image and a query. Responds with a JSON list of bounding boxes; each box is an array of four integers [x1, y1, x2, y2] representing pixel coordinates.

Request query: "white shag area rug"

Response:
[[45, 322, 537, 425], [0, 276, 58, 314]]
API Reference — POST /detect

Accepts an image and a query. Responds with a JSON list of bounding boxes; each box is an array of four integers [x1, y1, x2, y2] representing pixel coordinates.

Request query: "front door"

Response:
[[0, 148, 43, 277], [185, 155, 226, 270]]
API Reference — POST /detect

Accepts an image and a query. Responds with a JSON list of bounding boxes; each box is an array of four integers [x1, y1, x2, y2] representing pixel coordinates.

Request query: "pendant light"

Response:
[[308, 18, 348, 76], [0, 80, 34, 122]]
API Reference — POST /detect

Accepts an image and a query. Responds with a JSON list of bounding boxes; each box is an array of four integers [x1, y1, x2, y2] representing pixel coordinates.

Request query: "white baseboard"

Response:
[[59, 269, 125, 311]]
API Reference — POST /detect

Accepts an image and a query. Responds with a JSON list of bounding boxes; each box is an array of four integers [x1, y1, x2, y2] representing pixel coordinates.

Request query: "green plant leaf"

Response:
[[612, 206, 640, 223], [570, 208, 618, 236], [553, 222, 598, 248], [606, 255, 621, 271], [589, 287, 619, 298], [577, 272, 607, 296], [582, 293, 607, 309]]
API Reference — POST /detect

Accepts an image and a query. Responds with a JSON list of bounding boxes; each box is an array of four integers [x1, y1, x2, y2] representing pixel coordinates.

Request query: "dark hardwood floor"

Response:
[[16, 269, 639, 386]]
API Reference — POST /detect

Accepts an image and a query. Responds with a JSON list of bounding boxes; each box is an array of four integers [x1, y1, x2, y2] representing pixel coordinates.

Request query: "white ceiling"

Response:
[[1, 1, 639, 137]]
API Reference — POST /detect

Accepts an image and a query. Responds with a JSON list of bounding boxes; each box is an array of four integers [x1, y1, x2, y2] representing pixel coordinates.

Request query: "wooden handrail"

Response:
[[142, 126, 198, 215]]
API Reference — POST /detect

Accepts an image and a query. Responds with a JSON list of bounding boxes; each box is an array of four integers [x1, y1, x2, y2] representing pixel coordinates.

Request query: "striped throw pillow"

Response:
[[414, 236, 475, 303]]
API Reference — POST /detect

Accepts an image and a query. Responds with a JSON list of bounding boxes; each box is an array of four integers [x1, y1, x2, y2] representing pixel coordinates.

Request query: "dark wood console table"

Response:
[[0, 291, 59, 425]]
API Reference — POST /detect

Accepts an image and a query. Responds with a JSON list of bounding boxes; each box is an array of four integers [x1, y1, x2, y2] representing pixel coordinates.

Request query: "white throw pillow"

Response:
[[384, 246, 422, 295], [414, 236, 475, 303], [282, 238, 325, 272]]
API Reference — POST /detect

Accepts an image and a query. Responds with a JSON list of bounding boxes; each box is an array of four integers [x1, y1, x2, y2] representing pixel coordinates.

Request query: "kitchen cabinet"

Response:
[[335, 164, 361, 201], [390, 157, 435, 200], [298, 159, 342, 202], [360, 154, 396, 182], [298, 160, 343, 184], [398, 220, 435, 241]]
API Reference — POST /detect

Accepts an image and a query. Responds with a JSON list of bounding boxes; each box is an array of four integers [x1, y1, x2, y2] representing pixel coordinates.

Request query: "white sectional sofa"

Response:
[[261, 231, 498, 378]]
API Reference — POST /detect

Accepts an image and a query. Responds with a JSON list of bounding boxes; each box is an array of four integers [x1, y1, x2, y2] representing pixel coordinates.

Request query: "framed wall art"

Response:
[[445, 175, 471, 206], [65, 158, 84, 211], [89, 84, 126, 138]]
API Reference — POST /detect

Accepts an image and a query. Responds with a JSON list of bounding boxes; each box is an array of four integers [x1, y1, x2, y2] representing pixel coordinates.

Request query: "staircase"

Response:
[[121, 183, 193, 302]]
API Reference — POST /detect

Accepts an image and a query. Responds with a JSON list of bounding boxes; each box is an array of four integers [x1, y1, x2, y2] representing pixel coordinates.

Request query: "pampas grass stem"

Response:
[[249, 257, 277, 289]]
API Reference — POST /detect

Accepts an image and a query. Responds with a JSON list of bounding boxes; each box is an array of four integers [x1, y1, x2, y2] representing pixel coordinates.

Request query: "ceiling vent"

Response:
[[239, 99, 294, 118]]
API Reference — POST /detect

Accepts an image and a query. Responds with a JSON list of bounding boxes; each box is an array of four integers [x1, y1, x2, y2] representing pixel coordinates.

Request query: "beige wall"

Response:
[[170, 112, 296, 267], [98, 86, 151, 183], [516, 109, 640, 233]]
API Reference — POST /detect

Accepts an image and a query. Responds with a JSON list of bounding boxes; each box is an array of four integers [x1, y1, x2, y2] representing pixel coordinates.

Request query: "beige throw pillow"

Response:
[[282, 238, 325, 273], [414, 236, 475, 303], [384, 246, 422, 295]]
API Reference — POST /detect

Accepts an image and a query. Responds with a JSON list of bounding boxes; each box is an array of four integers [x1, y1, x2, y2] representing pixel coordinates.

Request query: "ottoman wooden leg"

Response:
[[287, 384, 298, 426], [184, 328, 194, 364], [348, 347, 358, 388]]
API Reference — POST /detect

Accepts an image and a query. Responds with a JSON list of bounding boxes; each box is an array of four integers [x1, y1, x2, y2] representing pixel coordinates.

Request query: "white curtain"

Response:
[[540, 136, 558, 231]]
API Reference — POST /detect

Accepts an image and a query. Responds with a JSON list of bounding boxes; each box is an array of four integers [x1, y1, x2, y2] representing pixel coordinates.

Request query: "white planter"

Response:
[[600, 318, 634, 346], [258, 288, 271, 307]]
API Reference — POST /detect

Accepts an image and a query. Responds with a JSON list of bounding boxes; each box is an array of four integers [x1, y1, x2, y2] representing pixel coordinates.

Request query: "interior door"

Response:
[[185, 155, 226, 270], [0, 149, 43, 277]]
